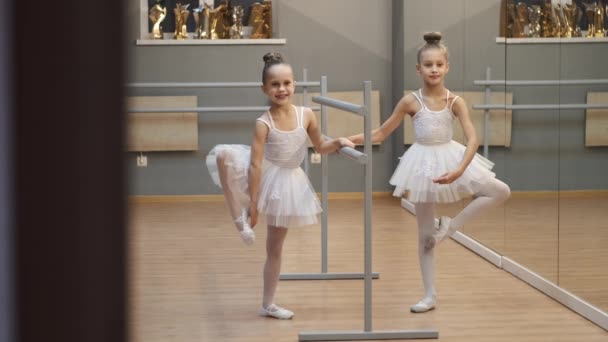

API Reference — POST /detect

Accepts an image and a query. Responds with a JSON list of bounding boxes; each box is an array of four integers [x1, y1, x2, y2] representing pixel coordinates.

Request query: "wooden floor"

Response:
[[129, 197, 608, 342]]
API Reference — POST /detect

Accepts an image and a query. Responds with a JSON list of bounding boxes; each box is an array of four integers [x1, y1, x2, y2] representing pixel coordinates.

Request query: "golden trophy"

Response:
[[504, 0, 515, 37], [553, 3, 567, 37], [562, 3, 582, 38], [541, 2, 555, 37], [528, 5, 542, 37], [510, 2, 529, 37], [174, 2, 190, 40], [229, 6, 245, 39], [193, 4, 210, 39], [584, 2, 605, 37], [209, 3, 229, 39], [249, 0, 273, 39], [149, 1, 167, 40]]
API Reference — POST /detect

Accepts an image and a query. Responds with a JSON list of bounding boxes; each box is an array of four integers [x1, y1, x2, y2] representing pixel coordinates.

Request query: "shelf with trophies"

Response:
[[137, 0, 285, 45], [497, 0, 608, 43]]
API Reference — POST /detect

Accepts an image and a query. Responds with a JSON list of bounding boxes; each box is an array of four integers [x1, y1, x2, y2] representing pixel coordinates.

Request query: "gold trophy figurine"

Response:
[[193, 4, 210, 39], [149, 1, 167, 40], [209, 3, 229, 39], [511, 2, 529, 37], [174, 3, 190, 40], [249, 0, 273, 39], [541, 2, 556, 37], [505, 0, 515, 37], [583, 2, 604, 38], [528, 5, 542, 37], [229, 6, 245, 39], [595, 2, 606, 37], [552, 3, 566, 37], [562, 3, 582, 38]]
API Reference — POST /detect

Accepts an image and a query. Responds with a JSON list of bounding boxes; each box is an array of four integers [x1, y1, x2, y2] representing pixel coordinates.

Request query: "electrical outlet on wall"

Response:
[[137, 154, 148, 167], [311, 152, 321, 164]]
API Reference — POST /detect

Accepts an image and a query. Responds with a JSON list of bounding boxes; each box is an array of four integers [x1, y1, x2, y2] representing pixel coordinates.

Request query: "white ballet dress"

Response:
[[206, 105, 321, 227], [390, 90, 496, 203]]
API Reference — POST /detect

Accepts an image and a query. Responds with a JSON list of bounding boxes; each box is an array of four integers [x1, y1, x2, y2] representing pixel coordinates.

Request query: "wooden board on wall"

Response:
[[585, 92, 608, 146], [403, 90, 512, 147], [293, 91, 381, 146], [127, 96, 198, 152]]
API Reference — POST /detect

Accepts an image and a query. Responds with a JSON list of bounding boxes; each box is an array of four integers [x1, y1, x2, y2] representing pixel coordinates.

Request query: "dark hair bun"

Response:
[[263, 52, 284, 64], [423, 32, 442, 44]]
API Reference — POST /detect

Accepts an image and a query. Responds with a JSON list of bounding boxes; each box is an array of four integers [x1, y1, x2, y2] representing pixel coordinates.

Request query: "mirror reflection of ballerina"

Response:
[[148, 1, 166, 40]]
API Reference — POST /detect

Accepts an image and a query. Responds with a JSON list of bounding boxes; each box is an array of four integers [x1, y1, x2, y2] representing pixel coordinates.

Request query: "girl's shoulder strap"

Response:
[[256, 111, 272, 129], [411, 89, 425, 108], [449, 92, 461, 111], [294, 105, 304, 128]]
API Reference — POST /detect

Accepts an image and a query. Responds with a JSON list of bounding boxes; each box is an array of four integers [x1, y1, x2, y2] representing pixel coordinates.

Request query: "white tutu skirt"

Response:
[[390, 141, 496, 203], [206, 144, 321, 227]]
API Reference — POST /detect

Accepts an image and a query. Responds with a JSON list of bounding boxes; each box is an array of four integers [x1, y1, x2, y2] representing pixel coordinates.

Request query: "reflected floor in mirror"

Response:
[[129, 196, 607, 342]]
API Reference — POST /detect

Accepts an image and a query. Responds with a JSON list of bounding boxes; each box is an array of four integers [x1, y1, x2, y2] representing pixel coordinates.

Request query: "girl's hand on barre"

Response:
[[432, 170, 463, 184], [338, 137, 356, 149]]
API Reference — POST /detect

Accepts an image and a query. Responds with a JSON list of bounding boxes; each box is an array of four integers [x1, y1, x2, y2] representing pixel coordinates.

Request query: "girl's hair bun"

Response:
[[423, 32, 442, 45], [263, 52, 284, 64]]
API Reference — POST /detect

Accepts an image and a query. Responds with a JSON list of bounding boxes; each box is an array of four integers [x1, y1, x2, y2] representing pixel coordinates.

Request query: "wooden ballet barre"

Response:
[[474, 79, 608, 86], [473, 104, 608, 110], [312, 95, 365, 116], [126, 81, 321, 88], [128, 106, 321, 113]]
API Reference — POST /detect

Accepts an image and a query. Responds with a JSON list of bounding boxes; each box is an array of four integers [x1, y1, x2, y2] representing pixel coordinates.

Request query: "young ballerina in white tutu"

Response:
[[348, 32, 510, 313], [206, 52, 354, 319]]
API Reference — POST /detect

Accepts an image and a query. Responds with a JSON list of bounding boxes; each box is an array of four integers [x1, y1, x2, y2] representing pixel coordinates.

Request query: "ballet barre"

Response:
[[297, 81, 438, 341], [473, 68, 608, 158], [126, 68, 318, 174], [126, 81, 322, 88], [127, 106, 321, 113], [323, 135, 368, 164]]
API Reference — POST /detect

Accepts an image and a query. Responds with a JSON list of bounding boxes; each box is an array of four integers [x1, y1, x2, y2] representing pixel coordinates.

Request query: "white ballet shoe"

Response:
[[410, 297, 436, 313], [436, 216, 453, 244], [258, 304, 294, 319], [425, 216, 452, 250], [240, 225, 255, 245], [236, 209, 255, 246]]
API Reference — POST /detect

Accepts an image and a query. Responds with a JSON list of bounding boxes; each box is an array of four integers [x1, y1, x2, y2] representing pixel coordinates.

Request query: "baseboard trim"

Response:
[[451, 231, 503, 268], [502, 257, 608, 331], [128, 195, 225, 203]]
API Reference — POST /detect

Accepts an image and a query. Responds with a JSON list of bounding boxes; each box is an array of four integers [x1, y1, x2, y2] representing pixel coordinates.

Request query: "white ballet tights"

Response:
[[413, 177, 510, 301], [263, 225, 288, 308], [216, 150, 250, 232]]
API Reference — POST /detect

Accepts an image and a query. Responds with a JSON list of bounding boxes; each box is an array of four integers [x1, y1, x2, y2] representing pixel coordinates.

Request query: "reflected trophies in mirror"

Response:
[[174, 2, 190, 40], [149, 1, 167, 40], [584, 2, 606, 37], [249, 0, 272, 39]]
